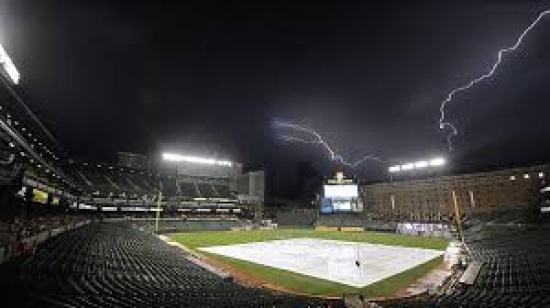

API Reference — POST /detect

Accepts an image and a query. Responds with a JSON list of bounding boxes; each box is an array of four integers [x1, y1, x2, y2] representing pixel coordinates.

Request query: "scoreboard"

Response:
[[320, 172, 363, 213]]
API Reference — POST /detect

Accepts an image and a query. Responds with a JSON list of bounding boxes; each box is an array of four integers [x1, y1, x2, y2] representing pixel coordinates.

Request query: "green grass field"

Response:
[[170, 229, 447, 297]]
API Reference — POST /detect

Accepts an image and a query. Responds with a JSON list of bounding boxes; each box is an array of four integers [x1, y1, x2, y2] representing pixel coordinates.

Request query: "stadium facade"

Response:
[[117, 152, 149, 171], [361, 164, 549, 221], [236, 170, 265, 205], [64, 157, 266, 216]]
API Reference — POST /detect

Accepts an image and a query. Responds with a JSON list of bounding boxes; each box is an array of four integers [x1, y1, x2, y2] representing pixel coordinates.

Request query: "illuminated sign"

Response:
[[327, 178, 354, 184], [327, 171, 354, 184], [323, 185, 358, 198], [32, 189, 48, 204]]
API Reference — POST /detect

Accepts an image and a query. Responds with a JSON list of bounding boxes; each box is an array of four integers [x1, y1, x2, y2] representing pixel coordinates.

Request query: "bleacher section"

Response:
[[342, 214, 364, 228], [316, 214, 342, 228], [109, 218, 245, 233], [275, 212, 400, 232], [0, 223, 326, 307], [315, 214, 366, 229], [59, 163, 237, 205], [364, 220, 398, 233], [161, 177, 178, 197], [197, 182, 215, 198], [376, 227, 550, 307], [64, 164, 155, 198], [0, 214, 89, 264], [464, 206, 535, 228], [276, 210, 317, 227], [214, 184, 232, 198], [0, 138, 18, 186], [178, 181, 199, 199]]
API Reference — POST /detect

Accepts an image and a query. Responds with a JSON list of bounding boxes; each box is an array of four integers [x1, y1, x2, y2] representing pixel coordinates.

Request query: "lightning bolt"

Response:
[[350, 153, 385, 168], [273, 119, 385, 168], [439, 9, 550, 150]]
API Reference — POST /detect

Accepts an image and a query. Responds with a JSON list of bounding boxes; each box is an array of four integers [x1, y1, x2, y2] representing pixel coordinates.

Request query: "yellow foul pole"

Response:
[[452, 190, 464, 243], [155, 189, 162, 233]]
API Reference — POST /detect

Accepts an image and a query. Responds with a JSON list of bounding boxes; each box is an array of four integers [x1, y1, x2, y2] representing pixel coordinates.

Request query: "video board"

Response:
[[323, 184, 358, 198], [320, 172, 362, 213]]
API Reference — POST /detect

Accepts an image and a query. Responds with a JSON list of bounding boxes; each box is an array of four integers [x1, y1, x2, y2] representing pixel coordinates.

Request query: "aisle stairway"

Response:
[[376, 227, 550, 307]]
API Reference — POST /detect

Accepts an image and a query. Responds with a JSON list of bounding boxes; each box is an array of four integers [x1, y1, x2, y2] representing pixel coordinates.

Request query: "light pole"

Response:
[[388, 157, 446, 176]]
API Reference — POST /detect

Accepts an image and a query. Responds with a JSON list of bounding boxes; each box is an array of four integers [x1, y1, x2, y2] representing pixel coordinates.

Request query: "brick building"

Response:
[[361, 164, 549, 221]]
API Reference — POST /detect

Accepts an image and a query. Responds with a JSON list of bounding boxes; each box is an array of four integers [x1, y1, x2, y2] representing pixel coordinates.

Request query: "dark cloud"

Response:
[[1, 1, 550, 195]]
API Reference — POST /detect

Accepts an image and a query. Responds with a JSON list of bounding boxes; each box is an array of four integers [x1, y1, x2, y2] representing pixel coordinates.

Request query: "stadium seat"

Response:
[[376, 227, 550, 307], [0, 223, 328, 307]]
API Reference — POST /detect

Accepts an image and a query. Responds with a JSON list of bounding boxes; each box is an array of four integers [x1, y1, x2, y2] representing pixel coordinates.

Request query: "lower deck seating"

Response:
[[364, 220, 397, 232], [316, 214, 373, 229], [458, 261, 482, 285], [315, 214, 343, 228], [340, 214, 364, 228], [116, 219, 244, 233], [0, 223, 327, 307], [276, 211, 317, 227], [377, 227, 550, 307]]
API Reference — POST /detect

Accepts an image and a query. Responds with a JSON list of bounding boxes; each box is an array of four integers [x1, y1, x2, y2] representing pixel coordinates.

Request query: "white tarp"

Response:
[[200, 238, 443, 288]]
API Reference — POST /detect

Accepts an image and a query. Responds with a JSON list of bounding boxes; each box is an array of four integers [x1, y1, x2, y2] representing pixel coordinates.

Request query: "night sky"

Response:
[[1, 1, 550, 194]]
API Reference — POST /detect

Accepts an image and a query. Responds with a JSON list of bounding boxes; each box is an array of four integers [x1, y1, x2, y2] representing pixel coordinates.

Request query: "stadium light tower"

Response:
[[388, 165, 400, 173], [162, 152, 232, 167], [429, 157, 445, 167], [0, 43, 20, 84], [388, 156, 446, 173]]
